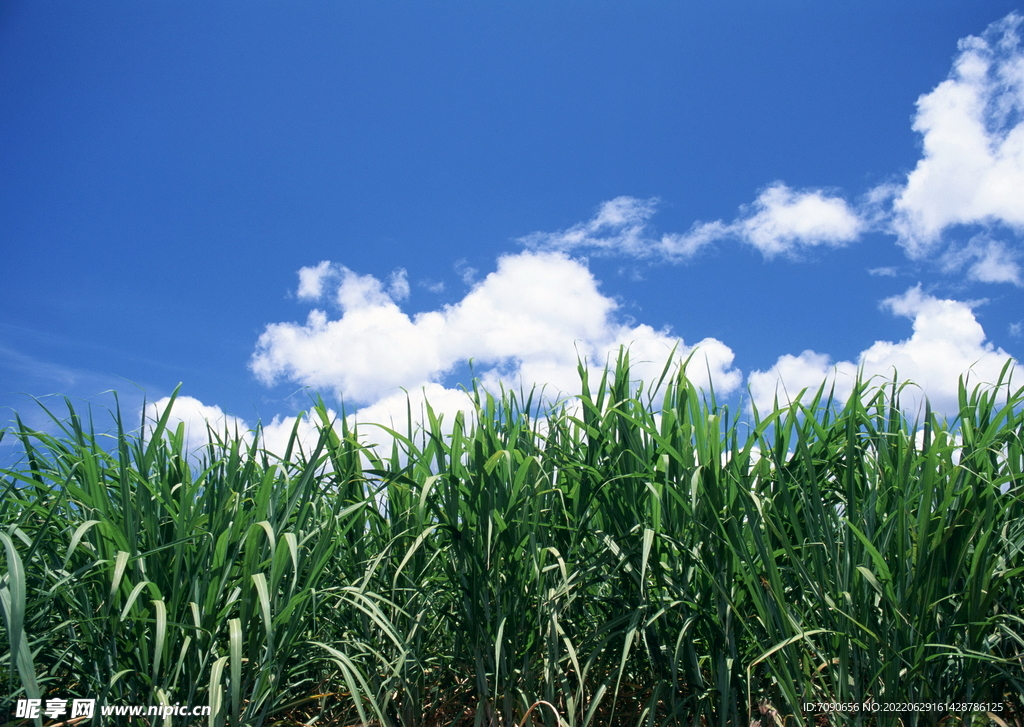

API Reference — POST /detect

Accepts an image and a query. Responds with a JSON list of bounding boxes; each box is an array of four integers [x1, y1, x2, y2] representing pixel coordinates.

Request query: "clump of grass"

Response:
[[2, 354, 1022, 727]]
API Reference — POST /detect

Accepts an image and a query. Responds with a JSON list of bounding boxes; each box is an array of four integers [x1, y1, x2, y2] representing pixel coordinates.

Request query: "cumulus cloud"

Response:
[[749, 286, 1017, 416], [346, 383, 480, 458], [729, 183, 864, 257], [522, 185, 863, 262], [141, 386, 487, 465], [145, 395, 252, 453], [890, 13, 1024, 259], [143, 394, 359, 463], [251, 251, 742, 408], [748, 352, 858, 414], [259, 408, 340, 459]]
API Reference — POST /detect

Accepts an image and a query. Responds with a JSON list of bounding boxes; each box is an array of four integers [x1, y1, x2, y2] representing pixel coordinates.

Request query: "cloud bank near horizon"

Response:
[[158, 276, 1016, 458]]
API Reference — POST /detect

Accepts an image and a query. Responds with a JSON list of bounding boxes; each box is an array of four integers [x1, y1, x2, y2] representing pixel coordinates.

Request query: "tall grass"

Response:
[[2, 355, 1022, 727]]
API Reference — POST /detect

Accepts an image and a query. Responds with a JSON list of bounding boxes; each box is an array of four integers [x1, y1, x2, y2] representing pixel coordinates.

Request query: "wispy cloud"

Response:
[[0, 344, 83, 390], [0, 342, 158, 454], [521, 184, 863, 262], [940, 235, 1022, 285], [454, 259, 478, 285], [519, 196, 688, 259]]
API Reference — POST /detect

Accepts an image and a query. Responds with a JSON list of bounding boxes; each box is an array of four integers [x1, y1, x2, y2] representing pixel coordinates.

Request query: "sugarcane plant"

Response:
[[2, 353, 1022, 727]]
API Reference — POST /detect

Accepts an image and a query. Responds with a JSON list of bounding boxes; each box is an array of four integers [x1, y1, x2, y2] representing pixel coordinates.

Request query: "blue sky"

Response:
[[2, 1, 1023, 448]]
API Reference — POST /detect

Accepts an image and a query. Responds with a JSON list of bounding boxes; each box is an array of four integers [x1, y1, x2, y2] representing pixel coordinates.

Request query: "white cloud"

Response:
[[659, 220, 732, 260], [520, 196, 704, 260], [144, 395, 253, 453], [260, 409, 338, 460], [387, 269, 410, 301], [297, 260, 333, 300], [455, 259, 478, 285], [890, 13, 1024, 257], [941, 235, 1022, 285], [140, 387, 492, 465], [748, 351, 858, 415], [521, 185, 862, 262], [749, 286, 1017, 417], [251, 251, 742, 409], [730, 183, 864, 257], [348, 383, 479, 458], [143, 396, 354, 462], [335, 267, 398, 310], [295, 261, 412, 307]]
